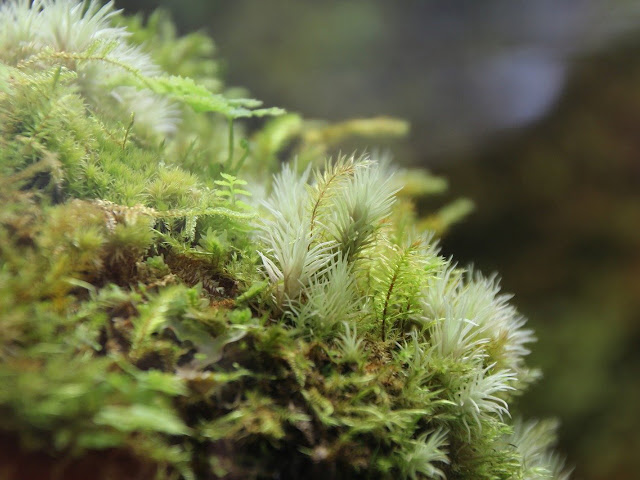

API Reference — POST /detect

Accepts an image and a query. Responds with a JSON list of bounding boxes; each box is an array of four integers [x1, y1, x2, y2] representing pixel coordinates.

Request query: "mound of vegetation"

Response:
[[0, 1, 568, 479]]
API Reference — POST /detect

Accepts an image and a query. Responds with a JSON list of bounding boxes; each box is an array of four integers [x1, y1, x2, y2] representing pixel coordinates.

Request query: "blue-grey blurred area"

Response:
[[118, 1, 640, 479]]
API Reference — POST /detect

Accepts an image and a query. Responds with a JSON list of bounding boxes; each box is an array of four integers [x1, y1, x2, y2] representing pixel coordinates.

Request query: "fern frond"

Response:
[[122, 73, 285, 119]]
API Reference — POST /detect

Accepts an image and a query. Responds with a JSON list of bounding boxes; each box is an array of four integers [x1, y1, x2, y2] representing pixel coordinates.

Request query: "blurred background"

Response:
[[118, 1, 640, 478]]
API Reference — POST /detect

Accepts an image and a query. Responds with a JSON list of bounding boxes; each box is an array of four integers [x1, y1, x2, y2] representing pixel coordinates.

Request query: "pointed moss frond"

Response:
[[257, 162, 341, 306], [19, 43, 181, 135], [508, 418, 572, 480], [428, 311, 490, 363], [0, 3, 567, 478], [262, 161, 311, 225], [398, 428, 449, 480], [0, 0, 177, 134], [0, 1, 128, 63], [307, 154, 360, 235], [460, 272, 537, 373], [335, 321, 366, 365], [451, 363, 517, 436], [369, 234, 440, 341], [394, 333, 444, 408], [342, 405, 427, 438], [258, 214, 336, 306], [129, 287, 183, 361], [326, 157, 399, 261], [423, 262, 536, 373], [423, 267, 492, 361], [287, 256, 361, 338], [0, 63, 94, 180]]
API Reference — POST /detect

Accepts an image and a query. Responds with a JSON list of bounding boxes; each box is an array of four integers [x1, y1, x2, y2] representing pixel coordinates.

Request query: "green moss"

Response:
[[0, 1, 567, 479]]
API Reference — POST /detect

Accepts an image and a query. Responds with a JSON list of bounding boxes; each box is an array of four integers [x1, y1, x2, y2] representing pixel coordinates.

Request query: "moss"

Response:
[[0, 2, 567, 479]]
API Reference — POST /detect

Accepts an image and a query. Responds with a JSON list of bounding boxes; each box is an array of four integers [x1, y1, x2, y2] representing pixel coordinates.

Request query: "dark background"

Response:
[[117, 1, 640, 478]]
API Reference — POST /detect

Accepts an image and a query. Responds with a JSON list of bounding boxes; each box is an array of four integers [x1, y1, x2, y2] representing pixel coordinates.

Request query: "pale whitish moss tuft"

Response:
[[399, 428, 450, 480], [258, 213, 337, 306], [327, 157, 399, 260], [0, 0, 179, 134], [508, 419, 572, 480], [288, 257, 361, 338], [423, 262, 536, 373]]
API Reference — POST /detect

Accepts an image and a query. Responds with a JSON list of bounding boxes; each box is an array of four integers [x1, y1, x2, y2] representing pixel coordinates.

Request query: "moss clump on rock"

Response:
[[0, 1, 569, 479]]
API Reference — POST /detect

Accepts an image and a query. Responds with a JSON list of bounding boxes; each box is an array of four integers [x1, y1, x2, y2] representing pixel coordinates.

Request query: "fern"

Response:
[[214, 172, 252, 208], [122, 73, 285, 119]]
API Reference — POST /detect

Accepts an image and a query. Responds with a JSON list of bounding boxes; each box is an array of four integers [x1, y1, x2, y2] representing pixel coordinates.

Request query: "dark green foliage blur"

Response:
[[115, 1, 640, 479], [444, 37, 640, 479]]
